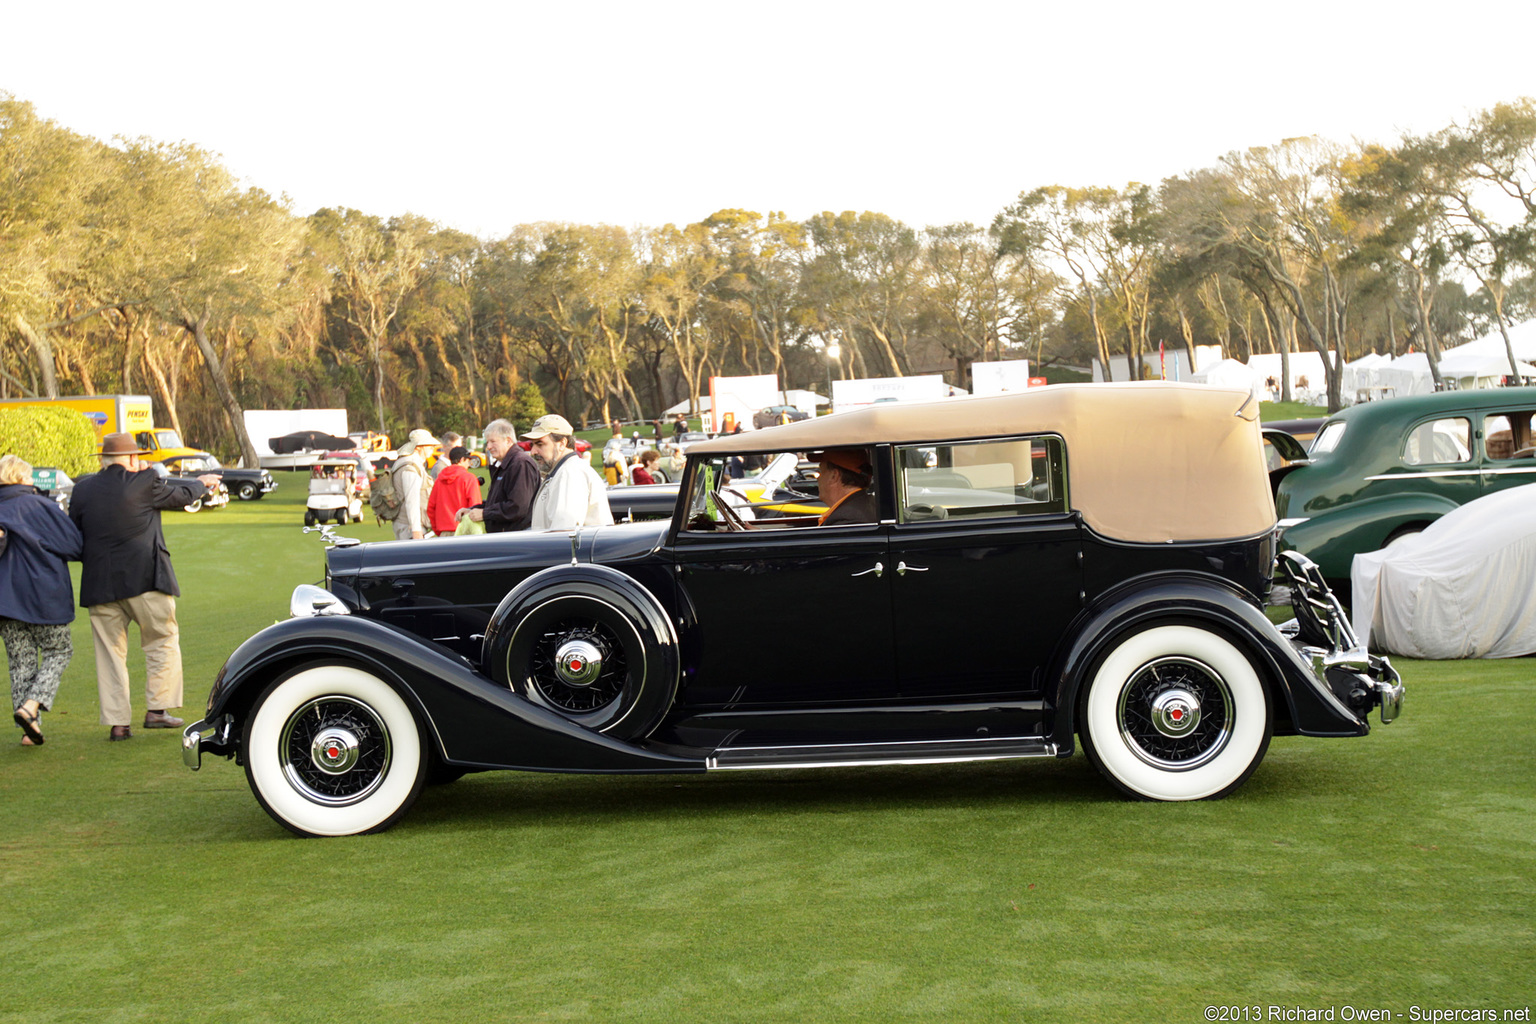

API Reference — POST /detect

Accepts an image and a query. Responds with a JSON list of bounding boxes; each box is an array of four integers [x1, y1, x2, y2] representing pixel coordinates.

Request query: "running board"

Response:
[[706, 736, 1056, 770]]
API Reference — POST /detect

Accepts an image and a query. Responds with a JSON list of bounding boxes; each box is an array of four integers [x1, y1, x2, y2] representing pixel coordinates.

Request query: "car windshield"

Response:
[[684, 450, 829, 530]]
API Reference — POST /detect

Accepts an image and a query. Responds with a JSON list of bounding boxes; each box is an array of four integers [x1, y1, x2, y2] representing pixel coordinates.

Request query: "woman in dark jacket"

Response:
[[0, 454, 83, 745]]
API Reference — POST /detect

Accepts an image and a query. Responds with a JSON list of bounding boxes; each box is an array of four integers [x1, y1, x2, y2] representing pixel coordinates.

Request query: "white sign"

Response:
[[830, 375, 947, 413], [970, 359, 1032, 395], [707, 374, 780, 433]]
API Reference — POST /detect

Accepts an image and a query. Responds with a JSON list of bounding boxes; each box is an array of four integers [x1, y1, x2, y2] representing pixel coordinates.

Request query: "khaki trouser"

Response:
[[88, 591, 184, 726]]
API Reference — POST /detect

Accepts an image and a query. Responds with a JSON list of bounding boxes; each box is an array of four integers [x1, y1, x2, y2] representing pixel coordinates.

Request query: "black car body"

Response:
[[184, 384, 1403, 836], [161, 453, 278, 502]]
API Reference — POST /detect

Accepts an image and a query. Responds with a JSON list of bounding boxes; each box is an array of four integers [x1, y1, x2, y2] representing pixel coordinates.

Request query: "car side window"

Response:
[[1402, 417, 1472, 466], [898, 436, 1065, 523], [1483, 412, 1536, 460]]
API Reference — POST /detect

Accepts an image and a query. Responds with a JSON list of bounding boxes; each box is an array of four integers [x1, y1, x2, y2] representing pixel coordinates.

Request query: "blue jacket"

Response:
[[0, 483, 83, 625]]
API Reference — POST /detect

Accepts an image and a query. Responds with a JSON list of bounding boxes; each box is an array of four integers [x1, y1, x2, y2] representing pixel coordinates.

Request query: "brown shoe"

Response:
[[143, 711, 184, 729], [13, 704, 44, 745], [109, 725, 133, 741]]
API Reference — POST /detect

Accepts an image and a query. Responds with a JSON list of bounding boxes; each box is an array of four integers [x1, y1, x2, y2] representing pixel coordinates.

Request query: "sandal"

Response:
[[13, 705, 44, 745]]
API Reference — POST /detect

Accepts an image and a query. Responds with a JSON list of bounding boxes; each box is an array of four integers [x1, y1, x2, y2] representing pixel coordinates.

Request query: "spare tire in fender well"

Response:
[[482, 564, 680, 741]]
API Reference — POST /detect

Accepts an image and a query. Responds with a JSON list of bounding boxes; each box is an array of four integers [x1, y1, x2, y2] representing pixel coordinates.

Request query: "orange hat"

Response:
[[813, 447, 872, 477]]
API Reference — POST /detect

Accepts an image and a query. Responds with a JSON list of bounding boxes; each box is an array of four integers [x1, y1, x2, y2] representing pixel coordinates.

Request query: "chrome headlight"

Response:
[[290, 583, 351, 618]]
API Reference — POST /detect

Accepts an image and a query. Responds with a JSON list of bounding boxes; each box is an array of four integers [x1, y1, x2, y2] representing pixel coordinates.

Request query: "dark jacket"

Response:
[[821, 488, 877, 527], [479, 449, 541, 533], [0, 484, 83, 624], [70, 464, 205, 606]]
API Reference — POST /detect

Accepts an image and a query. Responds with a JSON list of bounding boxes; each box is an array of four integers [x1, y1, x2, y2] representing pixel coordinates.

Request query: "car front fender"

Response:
[[201, 615, 703, 773], [1047, 576, 1368, 755]]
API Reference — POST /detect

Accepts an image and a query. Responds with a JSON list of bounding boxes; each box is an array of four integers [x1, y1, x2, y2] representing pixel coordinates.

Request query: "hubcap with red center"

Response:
[[554, 638, 604, 688], [310, 726, 361, 774], [1149, 688, 1201, 739]]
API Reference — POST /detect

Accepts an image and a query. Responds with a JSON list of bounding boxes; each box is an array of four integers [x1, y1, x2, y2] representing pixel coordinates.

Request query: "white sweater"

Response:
[[530, 454, 614, 531]]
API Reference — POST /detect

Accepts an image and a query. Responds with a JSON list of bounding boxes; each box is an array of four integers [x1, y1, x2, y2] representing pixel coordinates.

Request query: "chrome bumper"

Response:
[[1277, 551, 1404, 726], [182, 716, 234, 770]]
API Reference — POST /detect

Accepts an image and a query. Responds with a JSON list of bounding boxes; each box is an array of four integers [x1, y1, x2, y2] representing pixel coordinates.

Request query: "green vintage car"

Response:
[[1273, 387, 1536, 587]]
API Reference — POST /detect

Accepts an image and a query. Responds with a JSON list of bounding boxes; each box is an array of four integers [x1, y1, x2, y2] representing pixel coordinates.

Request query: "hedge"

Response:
[[0, 406, 100, 477]]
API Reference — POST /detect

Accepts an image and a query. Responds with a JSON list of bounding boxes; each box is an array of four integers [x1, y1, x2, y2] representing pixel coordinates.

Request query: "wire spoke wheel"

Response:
[[528, 618, 628, 714], [1116, 656, 1233, 771], [1080, 625, 1271, 801], [279, 696, 392, 805]]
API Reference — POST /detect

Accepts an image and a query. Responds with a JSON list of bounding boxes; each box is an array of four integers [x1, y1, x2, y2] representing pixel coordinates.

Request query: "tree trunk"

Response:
[[14, 315, 59, 398], [183, 307, 260, 469]]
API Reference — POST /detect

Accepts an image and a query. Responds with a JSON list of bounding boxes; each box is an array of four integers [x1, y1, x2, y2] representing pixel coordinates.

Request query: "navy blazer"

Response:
[[0, 484, 83, 624], [480, 449, 541, 533], [69, 464, 206, 607]]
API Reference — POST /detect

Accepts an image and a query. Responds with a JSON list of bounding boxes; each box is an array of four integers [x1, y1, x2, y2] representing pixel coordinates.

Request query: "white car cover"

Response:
[[1351, 486, 1536, 658]]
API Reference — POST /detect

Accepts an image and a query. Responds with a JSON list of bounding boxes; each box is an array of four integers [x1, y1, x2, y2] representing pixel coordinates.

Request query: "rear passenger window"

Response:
[[1402, 418, 1471, 465], [898, 436, 1066, 523], [1483, 412, 1536, 460]]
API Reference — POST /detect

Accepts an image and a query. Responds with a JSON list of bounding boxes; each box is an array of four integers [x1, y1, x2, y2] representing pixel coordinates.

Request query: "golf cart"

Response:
[[304, 456, 365, 526]]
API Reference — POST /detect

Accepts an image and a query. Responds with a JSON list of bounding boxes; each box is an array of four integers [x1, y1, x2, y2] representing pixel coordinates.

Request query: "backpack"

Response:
[[369, 464, 402, 521], [371, 459, 430, 524]]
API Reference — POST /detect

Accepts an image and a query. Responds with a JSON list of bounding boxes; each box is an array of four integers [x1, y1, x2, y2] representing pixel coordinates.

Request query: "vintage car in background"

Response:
[[183, 383, 1402, 837], [1273, 388, 1536, 590], [140, 462, 229, 513], [161, 453, 278, 502], [753, 404, 812, 429]]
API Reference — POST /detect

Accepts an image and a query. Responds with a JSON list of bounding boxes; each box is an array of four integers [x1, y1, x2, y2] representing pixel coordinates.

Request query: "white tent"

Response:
[[1245, 351, 1335, 403], [1191, 358, 1262, 403], [1438, 349, 1536, 390], [1375, 352, 1437, 398], [1440, 317, 1536, 367], [662, 388, 828, 418]]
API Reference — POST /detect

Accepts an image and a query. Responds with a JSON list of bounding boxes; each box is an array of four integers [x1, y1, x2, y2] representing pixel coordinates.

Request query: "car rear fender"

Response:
[[202, 616, 702, 773], [1278, 492, 1460, 579], [1047, 576, 1367, 755]]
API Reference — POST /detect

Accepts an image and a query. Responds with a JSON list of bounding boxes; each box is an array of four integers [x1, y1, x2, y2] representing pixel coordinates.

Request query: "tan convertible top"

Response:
[[691, 382, 1277, 544]]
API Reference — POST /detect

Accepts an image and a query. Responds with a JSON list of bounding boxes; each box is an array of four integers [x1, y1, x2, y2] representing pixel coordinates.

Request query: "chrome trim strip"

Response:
[[1479, 467, 1536, 475], [1363, 469, 1481, 480], [708, 751, 1056, 770]]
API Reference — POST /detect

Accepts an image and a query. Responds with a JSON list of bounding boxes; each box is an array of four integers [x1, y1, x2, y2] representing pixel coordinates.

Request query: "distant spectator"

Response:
[[631, 449, 661, 486], [390, 429, 436, 540], [429, 431, 463, 480], [601, 423, 628, 486], [425, 446, 482, 535]]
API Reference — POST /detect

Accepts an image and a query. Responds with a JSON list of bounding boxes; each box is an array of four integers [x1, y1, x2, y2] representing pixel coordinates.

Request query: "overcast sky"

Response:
[[6, 0, 1534, 237]]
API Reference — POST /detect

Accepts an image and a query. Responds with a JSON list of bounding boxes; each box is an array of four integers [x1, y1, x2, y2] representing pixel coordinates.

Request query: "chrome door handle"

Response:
[[852, 561, 883, 578], [896, 561, 928, 575]]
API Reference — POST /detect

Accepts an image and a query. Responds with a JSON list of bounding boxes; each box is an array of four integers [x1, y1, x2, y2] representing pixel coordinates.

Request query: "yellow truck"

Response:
[[0, 394, 202, 463]]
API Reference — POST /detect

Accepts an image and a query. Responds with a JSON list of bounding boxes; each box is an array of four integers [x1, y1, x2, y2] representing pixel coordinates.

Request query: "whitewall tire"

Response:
[[243, 665, 426, 836], [1079, 625, 1272, 801]]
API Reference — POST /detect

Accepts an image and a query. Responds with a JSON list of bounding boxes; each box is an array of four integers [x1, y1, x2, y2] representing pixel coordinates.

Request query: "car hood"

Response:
[[326, 519, 669, 579]]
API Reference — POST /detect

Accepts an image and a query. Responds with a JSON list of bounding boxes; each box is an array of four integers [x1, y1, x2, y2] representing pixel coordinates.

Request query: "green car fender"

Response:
[[1280, 491, 1461, 581]]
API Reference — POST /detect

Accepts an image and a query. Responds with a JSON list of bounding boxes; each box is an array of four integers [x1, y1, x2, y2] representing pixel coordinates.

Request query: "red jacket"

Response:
[[425, 464, 483, 535]]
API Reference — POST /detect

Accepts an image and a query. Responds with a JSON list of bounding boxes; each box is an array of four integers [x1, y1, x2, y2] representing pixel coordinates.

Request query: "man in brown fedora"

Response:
[[68, 433, 219, 741]]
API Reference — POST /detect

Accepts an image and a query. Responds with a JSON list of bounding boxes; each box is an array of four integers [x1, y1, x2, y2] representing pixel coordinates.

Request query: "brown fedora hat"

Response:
[[99, 432, 147, 456]]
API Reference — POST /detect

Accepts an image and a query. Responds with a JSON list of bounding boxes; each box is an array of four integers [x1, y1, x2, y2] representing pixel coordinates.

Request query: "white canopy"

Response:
[[1352, 486, 1536, 659]]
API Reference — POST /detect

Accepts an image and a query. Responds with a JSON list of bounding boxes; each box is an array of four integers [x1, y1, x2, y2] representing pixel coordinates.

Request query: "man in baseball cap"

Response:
[[522, 415, 613, 530]]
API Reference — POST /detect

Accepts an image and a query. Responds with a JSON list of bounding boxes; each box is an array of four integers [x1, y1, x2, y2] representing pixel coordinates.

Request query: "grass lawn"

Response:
[[2, 482, 1532, 1023]]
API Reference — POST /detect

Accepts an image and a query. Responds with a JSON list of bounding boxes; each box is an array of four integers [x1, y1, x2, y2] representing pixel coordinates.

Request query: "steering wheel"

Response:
[[715, 489, 751, 531]]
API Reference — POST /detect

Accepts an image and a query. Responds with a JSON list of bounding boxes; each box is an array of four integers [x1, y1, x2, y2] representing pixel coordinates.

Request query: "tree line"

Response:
[[3, 92, 1533, 464]]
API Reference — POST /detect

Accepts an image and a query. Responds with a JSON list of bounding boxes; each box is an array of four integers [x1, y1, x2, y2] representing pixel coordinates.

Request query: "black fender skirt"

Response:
[[1047, 576, 1370, 753], [206, 616, 704, 773]]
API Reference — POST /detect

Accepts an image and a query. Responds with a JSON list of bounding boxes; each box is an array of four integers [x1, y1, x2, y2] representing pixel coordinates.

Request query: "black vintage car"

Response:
[[183, 384, 1403, 836], [161, 453, 278, 502]]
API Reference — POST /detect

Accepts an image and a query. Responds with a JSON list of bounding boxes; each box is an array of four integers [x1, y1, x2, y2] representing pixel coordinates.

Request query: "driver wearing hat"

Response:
[[813, 448, 876, 526]]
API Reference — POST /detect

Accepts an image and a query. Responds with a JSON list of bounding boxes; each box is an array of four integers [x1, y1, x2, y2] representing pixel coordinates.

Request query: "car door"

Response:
[[1479, 408, 1536, 495], [671, 465, 895, 708], [887, 435, 1081, 700]]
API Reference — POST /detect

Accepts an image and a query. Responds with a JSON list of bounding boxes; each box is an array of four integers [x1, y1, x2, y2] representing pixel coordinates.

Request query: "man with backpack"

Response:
[[371, 429, 435, 539]]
